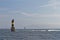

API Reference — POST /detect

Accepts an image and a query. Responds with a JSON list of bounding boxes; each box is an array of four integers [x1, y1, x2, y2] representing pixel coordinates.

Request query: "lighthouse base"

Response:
[[11, 26, 15, 32]]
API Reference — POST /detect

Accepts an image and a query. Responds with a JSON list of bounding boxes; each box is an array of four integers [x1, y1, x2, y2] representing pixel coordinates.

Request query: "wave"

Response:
[[48, 30, 60, 31], [31, 29, 60, 32], [32, 30, 47, 31]]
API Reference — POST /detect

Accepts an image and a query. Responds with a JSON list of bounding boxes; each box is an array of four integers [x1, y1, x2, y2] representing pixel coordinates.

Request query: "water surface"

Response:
[[0, 29, 60, 40]]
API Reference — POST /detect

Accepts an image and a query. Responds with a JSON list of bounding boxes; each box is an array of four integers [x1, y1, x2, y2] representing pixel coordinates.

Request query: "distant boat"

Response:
[[11, 19, 15, 32], [24, 27, 26, 29]]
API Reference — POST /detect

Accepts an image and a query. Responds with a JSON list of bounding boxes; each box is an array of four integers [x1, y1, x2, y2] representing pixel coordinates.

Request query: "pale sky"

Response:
[[0, 0, 60, 29]]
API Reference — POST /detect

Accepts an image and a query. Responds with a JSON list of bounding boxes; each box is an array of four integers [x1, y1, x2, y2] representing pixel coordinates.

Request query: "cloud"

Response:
[[21, 12, 60, 18], [40, 0, 60, 9], [1, 9, 60, 18]]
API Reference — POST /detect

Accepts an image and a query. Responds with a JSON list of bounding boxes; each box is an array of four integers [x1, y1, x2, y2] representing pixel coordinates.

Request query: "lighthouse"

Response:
[[11, 19, 15, 32]]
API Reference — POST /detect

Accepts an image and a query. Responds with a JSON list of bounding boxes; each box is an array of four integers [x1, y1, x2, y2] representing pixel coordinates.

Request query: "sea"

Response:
[[0, 29, 60, 40]]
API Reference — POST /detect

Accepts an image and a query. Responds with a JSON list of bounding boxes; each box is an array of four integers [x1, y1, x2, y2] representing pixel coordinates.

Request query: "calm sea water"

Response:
[[0, 29, 60, 40]]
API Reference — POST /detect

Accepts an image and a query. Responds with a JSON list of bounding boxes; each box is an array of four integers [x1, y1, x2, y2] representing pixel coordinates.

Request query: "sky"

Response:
[[0, 0, 60, 29]]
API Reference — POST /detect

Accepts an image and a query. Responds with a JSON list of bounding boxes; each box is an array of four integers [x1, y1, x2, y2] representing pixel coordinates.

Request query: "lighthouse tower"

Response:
[[11, 19, 15, 32]]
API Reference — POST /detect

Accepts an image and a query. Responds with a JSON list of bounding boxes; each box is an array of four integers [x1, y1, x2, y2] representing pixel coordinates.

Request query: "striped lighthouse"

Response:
[[11, 19, 15, 32]]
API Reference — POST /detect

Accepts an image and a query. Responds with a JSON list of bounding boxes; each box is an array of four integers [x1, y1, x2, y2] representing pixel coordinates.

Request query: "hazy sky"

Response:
[[0, 0, 60, 29]]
